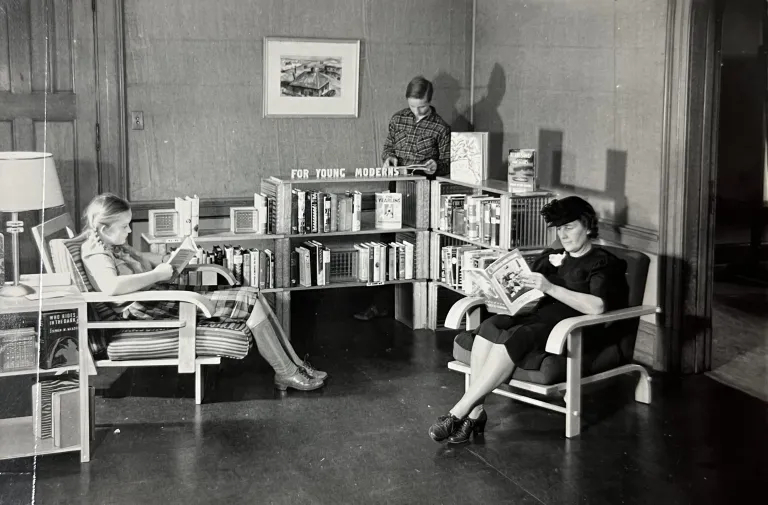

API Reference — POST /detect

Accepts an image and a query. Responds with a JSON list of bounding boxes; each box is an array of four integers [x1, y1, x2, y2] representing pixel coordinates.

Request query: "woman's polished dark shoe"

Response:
[[447, 410, 488, 444], [429, 413, 463, 442]]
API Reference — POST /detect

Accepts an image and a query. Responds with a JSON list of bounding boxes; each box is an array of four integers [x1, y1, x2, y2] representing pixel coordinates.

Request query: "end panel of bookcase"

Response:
[[394, 281, 428, 329]]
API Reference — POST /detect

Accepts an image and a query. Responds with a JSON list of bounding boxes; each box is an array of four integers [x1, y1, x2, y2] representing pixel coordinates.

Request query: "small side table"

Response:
[[0, 277, 91, 462]]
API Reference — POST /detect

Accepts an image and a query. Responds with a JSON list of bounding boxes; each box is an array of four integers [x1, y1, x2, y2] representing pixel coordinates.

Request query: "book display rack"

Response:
[[0, 281, 91, 462], [428, 177, 556, 329]]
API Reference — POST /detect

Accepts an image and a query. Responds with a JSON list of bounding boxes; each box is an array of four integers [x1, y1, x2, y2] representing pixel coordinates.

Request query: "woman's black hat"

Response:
[[540, 196, 596, 227]]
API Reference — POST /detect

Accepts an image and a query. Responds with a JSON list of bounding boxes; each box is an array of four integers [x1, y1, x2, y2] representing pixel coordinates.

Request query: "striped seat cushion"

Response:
[[58, 235, 250, 362]]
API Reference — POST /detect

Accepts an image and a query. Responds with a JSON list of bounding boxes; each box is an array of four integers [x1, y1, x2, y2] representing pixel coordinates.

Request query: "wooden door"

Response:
[[0, 0, 98, 275]]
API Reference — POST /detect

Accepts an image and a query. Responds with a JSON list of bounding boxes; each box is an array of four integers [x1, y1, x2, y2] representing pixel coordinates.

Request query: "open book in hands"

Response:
[[463, 249, 545, 316], [164, 235, 198, 281]]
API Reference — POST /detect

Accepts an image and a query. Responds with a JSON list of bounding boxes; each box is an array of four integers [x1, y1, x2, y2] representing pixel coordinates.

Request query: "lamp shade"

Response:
[[0, 152, 64, 212]]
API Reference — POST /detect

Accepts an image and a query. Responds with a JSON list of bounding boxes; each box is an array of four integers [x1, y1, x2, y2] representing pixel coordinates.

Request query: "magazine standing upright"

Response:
[[428, 177, 556, 329]]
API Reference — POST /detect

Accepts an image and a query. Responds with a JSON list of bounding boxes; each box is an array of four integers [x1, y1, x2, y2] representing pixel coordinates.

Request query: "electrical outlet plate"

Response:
[[131, 111, 144, 130]]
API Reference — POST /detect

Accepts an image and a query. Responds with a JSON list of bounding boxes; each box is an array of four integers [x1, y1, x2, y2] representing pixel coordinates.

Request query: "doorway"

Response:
[[708, 0, 768, 401]]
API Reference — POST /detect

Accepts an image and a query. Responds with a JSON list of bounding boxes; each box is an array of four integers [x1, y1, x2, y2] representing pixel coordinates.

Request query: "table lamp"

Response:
[[0, 152, 64, 297]]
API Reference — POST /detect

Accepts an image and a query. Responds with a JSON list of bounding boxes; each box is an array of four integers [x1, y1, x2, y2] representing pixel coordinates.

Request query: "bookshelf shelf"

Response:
[[0, 365, 79, 378], [287, 226, 426, 239], [434, 176, 552, 197], [283, 278, 428, 292], [0, 416, 81, 459], [0, 283, 90, 462], [432, 281, 469, 297], [432, 230, 508, 251]]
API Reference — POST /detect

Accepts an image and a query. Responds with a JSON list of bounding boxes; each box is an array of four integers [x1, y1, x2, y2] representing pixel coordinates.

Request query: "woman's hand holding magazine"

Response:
[[463, 250, 545, 316]]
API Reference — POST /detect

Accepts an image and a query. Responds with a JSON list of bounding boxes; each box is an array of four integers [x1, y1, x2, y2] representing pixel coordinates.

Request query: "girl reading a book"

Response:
[[429, 196, 629, 443], [78, 193, 327, 391]]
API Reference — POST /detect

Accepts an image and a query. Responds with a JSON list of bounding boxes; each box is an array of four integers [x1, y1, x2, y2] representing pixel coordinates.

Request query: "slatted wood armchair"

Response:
[[34, 215, 241, 405], [444, 245, 658, 438]]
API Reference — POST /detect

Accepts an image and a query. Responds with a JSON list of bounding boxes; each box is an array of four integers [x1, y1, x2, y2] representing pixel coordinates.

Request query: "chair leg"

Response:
[[195, 362, 203, 405], [564, 330, 582, 439], [464, 371, 471, 392], [634, 368, 652, 404]]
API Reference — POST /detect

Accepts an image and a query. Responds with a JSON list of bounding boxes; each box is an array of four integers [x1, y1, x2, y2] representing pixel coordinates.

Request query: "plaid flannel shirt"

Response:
[[382, 107, 451, 177]]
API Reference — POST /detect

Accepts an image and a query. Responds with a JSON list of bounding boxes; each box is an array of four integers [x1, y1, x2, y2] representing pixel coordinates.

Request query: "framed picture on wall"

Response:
[[263, 37, 361, 118]]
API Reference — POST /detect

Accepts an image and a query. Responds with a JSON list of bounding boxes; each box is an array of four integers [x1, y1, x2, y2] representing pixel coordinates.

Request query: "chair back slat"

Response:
[[51, 235, 120, 322]]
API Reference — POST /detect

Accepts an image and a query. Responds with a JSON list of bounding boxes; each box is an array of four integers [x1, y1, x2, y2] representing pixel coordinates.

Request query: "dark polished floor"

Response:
[[1, 288, 767, 505]]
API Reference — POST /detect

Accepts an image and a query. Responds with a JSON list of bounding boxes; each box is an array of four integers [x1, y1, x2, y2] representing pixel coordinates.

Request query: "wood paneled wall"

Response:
[[123, 0, 473, 201]]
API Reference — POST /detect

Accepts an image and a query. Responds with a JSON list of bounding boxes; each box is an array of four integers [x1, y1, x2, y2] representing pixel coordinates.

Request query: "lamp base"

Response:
[[0, 283, 35, 297]]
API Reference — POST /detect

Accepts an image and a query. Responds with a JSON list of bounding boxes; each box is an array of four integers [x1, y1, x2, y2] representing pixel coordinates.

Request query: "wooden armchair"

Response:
[[444, 245, 658, 438], [34, 215, 240, 405]]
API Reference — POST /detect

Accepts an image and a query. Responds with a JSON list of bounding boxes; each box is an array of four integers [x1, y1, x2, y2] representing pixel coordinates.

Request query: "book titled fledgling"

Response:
[[375, 192, 403, 230]]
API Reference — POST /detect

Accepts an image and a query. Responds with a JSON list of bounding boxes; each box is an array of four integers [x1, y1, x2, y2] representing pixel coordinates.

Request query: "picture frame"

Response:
[[263, 37, 361, 118]]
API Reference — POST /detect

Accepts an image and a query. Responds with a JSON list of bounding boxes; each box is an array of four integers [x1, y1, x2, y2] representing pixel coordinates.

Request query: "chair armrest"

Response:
[[444, 297, 486, 329], [82, 290, 215, 318], [185, 264, 236, 286], [544, 305, 659, 355]]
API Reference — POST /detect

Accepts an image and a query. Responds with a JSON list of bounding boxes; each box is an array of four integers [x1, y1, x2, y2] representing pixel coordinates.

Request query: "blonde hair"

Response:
[[80, 193, 132, 236]]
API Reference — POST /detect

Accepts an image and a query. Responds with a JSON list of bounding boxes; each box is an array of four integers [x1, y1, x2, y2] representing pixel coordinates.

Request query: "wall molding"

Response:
[[598, 220, 659, 255]]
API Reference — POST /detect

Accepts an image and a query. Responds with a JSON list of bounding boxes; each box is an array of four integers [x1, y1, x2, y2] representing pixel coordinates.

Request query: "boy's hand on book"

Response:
[[422, 159, 437, 174], [153, 263, 175, 282], [520, 272, 551, 293]]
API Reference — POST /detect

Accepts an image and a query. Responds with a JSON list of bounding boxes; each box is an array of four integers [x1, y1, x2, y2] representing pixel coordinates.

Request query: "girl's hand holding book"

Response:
[[153, 263, 175, 282]]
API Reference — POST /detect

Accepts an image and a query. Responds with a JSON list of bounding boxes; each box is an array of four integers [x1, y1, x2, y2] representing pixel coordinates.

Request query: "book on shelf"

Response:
[[290, 189, 361, 234], [507, 149, 537, 193], [32, 376, 78, 440], [174, 195, 200, 237], [375, 191, 403, 229], [450, 132, 489, 185], [39, 309, 79, 370], [463, 249, 544, 316], [52, 388, 79, 448]]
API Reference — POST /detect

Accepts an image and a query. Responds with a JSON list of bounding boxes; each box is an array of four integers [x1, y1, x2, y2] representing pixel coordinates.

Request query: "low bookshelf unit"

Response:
[[261, 175, 431, 336]]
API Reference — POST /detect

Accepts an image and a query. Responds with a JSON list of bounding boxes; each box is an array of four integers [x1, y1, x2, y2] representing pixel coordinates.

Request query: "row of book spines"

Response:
[[31, 376, 78, 442], [291, 241, 331, 287], [440, 245, 502, 291], [352, 241, 415, 283], [233, 248, 276, 289], [439, 195, 503, 246], [291, 189, 362, 234]]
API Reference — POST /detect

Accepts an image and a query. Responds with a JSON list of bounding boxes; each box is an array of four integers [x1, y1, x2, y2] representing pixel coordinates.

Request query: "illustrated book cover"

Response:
[[507, 149, 537, 193], [375, 191, 403, 229], [39, 309, 79, 369], [450, 132, 489, 185], [463, 249, 544, 315]]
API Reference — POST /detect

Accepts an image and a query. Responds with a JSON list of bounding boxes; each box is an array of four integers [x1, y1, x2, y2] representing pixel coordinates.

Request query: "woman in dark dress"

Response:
[[429, 196, 629, 443]]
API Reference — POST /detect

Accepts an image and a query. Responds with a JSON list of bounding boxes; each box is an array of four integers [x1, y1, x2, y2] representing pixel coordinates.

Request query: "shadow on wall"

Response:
[[432, 64, 510, 180], [432, 72, 471, 133], [469, 63, 509, 181], [537, 129, 629, 229]]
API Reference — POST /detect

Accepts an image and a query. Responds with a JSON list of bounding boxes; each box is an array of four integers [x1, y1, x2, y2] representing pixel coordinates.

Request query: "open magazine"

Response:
[[463, 249, 545, 315], [165, 235, 198, 281]]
